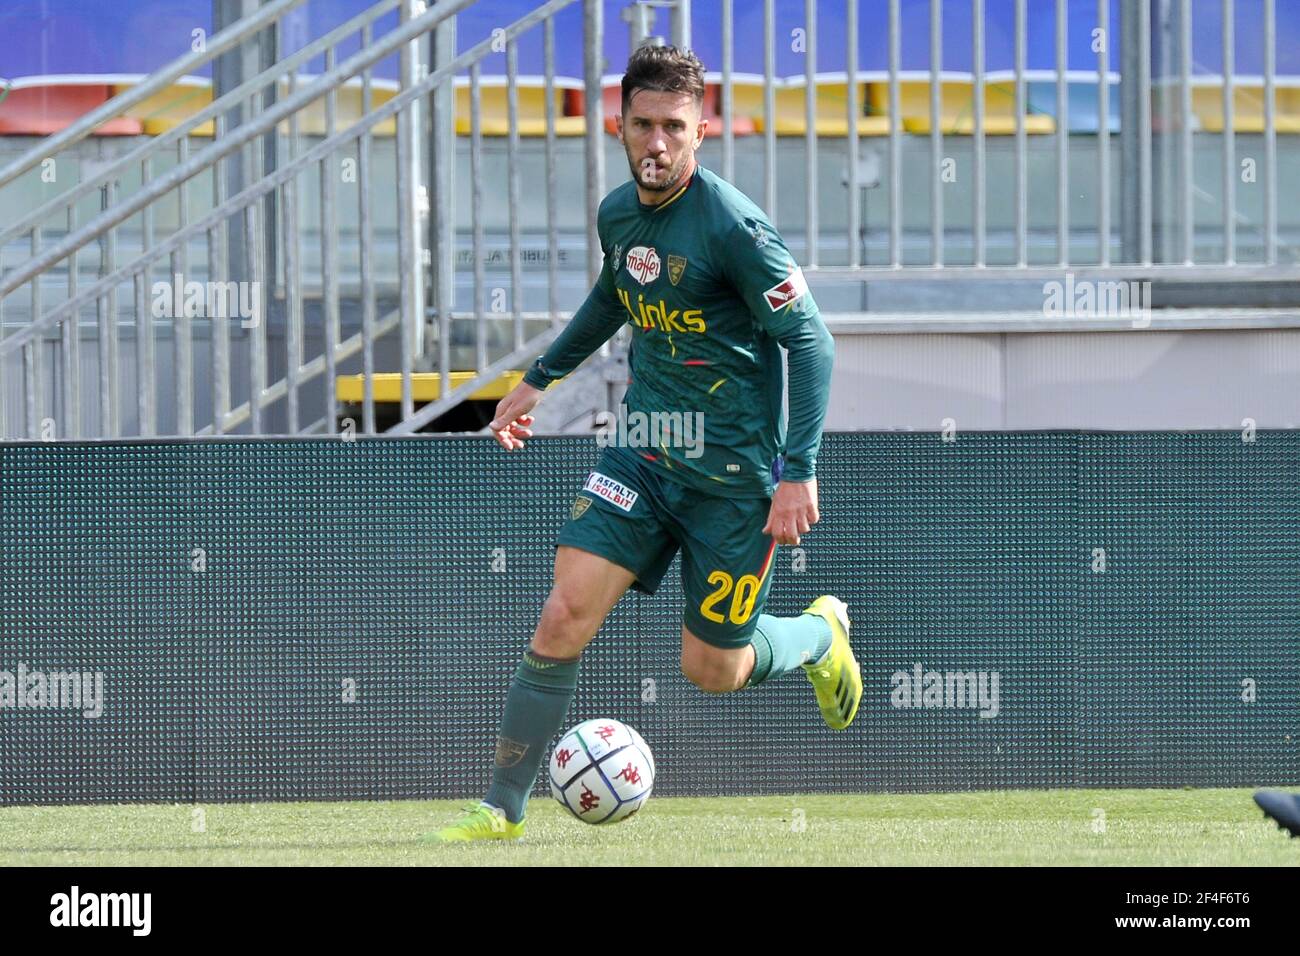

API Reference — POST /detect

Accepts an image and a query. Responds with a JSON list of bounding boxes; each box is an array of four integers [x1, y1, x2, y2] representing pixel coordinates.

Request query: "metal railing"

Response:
[[3, 0, 1296, 441], [0, 0, 600, 441], [691, 0, 1294, 280]]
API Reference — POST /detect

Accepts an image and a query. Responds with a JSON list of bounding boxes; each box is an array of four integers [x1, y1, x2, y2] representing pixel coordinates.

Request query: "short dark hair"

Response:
[[620, 44, 706, 115]]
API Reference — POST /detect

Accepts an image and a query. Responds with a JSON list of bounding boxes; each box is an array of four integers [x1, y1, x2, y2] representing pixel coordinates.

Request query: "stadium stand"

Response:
[[110, 78, 216, 136], [596, 79, 757, 136], [867, 74, 1056, 134], [1190, 79, 1300, 133], [457, 80, 585, 136], [0, 80, 144, 136], [750, 79, 890, 136]]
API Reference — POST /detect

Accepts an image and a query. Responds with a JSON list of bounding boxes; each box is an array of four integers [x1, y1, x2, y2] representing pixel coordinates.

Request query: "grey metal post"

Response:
[[246, 183, 266, 435], [140, 156, 155, 435], [1055, 0, 1068, 265], [65, 205, 81, 439], [889, 0, 901, 266], [360, 23, 377, 435], [804, 0, 817, 267], [973, 0, 985, 266], [23, 339, 40, 440], [722, 0, 734, 183], [213, 0, 260, 290], [763, 0, 777, 220], [26, 230, 42, 439], [507, 39, 524, 352], [260, 18, 281, 299], [99, 183, 119, 438], [1151, 0, 1177, 264], [1264, 0, 1277, 264], [1097, 0, 1110, 265], [584, 0, 605, 287], [671, 0, 691, 49], [0, 290, 5, 439], [930, 0, 943, 266], [397, 0, 426, 421], [1221, 0, 1235, 264], [1014, 0, 1027, 266], [429, 7, 456, 391], [1120, 0, 1147, 263], [173, 137, 193, 436], [283, 84, 303, 434], [318, 51, 338, 434], [846, 0, 859, 267], [133, 272, 151, 436], [213, 114, 231, 433], [622, 2, 653, 49], [543, 21, 559, 324], [471, 63, 486, 371], [1180, 0, 1193, 263], [1140, 0, 1153, 265]]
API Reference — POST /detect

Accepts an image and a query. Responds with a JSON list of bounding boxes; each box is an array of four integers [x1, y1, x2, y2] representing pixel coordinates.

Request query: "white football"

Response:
[[548, 718, 655, 824]]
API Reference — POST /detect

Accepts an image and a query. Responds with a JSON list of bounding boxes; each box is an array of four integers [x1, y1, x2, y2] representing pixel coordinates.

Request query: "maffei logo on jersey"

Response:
[[624, 245, 661, 285], [583, 472, 639, 512]]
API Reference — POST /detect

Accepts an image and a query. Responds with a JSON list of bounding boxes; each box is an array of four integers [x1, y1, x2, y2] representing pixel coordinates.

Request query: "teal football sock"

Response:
[[484, 649, 580, 824], [744, 613, 832, 687]]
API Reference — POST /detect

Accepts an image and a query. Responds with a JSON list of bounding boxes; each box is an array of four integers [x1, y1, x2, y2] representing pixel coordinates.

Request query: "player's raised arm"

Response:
[[487, 239, 631, 452], [723, 216, 835, 543]]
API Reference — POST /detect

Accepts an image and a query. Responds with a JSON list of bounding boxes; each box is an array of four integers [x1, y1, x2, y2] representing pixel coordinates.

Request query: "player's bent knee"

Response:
[[533, 590, 599, 658], [680, 659, 747, 694], [680, 627, 751, 693]]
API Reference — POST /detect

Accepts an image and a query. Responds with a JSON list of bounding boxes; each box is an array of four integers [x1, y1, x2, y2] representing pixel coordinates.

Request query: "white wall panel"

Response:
[[827, 330, 1300, 430]]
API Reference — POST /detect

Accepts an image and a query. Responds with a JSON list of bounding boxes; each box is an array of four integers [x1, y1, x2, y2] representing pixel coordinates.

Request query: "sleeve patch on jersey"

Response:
[[763, 267, 809, 311]]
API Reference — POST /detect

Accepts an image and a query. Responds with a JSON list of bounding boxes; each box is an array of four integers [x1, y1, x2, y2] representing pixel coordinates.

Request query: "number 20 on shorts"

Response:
[[700, 570, 762, 625]]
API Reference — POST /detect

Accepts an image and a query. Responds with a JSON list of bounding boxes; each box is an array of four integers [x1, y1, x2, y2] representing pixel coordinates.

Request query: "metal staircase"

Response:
[[0, 0, 603, 440]]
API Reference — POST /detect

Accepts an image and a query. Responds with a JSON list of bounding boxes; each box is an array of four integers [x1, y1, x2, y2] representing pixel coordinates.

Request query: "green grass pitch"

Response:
[[0, 789, 1294, 866]]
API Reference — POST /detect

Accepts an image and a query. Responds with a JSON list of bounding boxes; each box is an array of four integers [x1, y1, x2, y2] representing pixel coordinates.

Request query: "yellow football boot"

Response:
[[425, 803, 524, 843], [801, 596, 862, 730]]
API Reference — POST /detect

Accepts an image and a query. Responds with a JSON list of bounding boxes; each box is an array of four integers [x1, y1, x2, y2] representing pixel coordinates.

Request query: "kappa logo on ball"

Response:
[[624, 245, 661, 285], [583, 472, 639, 512], [763, 266, 809, 311]]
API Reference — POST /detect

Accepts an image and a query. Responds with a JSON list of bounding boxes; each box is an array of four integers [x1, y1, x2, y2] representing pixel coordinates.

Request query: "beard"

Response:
[[628, 149, 693, 193]]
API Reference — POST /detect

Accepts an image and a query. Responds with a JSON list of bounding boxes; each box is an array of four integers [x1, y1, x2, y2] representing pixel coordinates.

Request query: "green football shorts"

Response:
[[556, 447, 779, 648]]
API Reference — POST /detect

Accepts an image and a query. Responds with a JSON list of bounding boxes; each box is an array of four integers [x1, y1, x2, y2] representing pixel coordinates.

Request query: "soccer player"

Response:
[[432, 45, 859, 842]]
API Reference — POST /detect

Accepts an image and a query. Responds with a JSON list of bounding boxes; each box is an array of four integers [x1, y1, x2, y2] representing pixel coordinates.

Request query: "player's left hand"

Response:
[[762, 478, 819, 546]]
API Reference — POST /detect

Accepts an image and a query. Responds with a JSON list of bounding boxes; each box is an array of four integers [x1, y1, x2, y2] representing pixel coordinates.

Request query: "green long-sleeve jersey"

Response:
[[524, 164, 834, 498]]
